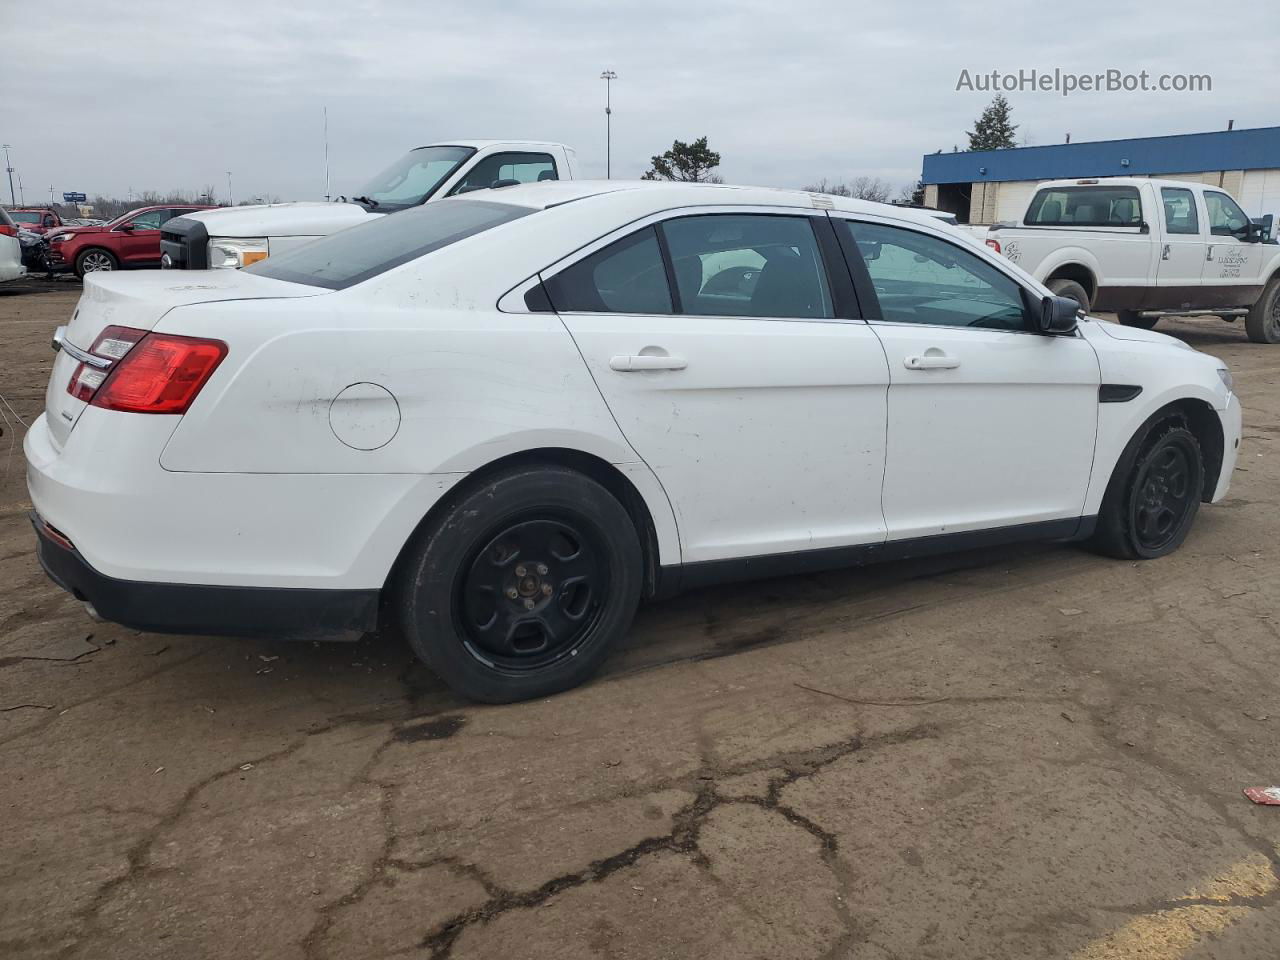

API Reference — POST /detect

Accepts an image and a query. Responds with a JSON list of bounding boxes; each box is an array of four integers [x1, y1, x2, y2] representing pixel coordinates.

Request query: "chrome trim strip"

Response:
[[52, 327, 112, 369]]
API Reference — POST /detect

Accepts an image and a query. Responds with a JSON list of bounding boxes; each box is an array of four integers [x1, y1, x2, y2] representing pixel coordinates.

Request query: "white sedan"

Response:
[[0, 207, 26, 283], [26, 181, 1241, 702]]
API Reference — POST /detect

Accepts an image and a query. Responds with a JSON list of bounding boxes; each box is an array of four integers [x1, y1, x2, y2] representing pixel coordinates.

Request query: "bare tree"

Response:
[[804, 176, 892, 202]]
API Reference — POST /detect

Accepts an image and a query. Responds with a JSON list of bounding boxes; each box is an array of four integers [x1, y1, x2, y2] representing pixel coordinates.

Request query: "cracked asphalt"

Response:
[[2, 281, 1279, 959]]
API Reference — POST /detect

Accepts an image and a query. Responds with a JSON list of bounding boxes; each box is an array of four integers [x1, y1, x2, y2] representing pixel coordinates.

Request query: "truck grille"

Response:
[[159, 217, 210, 270]]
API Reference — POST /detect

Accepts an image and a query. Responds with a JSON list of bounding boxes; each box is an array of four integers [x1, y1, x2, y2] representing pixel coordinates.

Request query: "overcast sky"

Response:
[[2, 0, 1276, 205]]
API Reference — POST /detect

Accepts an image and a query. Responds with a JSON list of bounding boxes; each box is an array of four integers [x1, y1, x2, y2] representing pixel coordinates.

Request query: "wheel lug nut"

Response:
[[523, 598, 535, 610], [515, 565, 527, 577], [536, 563, 548, 575], [506, 587, 518, 600], [541, 583, 553, 596]]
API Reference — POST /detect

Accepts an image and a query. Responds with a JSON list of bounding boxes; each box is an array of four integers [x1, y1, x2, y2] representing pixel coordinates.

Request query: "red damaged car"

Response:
[[46, 204, 215, 278]]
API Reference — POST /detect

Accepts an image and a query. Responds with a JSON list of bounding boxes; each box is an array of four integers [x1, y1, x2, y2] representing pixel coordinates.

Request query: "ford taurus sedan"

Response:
[[26, 181, 1241, 702]]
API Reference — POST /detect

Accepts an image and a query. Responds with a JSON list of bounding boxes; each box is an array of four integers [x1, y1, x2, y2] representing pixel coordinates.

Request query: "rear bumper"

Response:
[[31, 512, 378, 640]]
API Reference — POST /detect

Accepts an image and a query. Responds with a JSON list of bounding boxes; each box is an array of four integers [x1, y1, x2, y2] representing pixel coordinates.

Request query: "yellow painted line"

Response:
[[1071, 852, 1276, 960]]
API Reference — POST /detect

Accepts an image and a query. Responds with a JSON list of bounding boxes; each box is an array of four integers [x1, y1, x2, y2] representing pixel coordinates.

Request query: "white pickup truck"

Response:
[[987, 177, 1280, 342], [160, 139, 578, 272]]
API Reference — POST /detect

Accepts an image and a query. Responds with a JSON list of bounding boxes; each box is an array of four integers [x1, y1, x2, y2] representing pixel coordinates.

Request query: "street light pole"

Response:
[[2, 144, 14, 206], [599, 70, 617, 179], [226, 171, 234, 207]]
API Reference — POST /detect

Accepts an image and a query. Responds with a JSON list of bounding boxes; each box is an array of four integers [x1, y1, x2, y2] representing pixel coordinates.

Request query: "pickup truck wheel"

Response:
[[1117, 310, 1159, 329], [1245, 277, 1280, 344], [1047, 279, 1090, 312], [1091, 419, 1203, 560], [75, 248, 117, 277], [396, 465, 643, 703]]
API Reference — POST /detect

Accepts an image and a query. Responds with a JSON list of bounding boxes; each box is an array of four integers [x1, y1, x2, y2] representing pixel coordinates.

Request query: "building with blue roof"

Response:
[[921, 125, 1280, 225]]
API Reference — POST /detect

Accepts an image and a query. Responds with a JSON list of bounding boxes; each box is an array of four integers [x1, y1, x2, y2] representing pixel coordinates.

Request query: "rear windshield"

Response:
[[10, 211, 43, 224], [245, 198, 534, 290], [1025, 186, 1143, 227]]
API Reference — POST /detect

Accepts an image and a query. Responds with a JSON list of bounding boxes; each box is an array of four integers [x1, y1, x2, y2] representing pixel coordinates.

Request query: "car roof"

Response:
[[1035, 177, 1212, 191], [465, 179, 950, 229], [416, 139, 569, 151]]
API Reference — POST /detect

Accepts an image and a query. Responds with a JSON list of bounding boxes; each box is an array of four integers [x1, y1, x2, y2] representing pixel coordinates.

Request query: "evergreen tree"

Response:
[[642, 137, 723, 183], [966, 95, 1018, 151]]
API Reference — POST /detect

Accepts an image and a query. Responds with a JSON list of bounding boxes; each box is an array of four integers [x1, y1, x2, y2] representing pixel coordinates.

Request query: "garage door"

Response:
[[1239, 169, 1280, 220], [995, 181, 1037, 224]]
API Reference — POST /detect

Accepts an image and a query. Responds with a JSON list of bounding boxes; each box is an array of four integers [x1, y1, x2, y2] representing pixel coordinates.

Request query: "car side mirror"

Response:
[[1245, 220, 1268, 243], [1039, 295, 1080, 335], [119, 222, 135, 231]]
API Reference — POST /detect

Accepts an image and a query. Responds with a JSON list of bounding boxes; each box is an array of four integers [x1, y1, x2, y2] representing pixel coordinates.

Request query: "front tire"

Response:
[[75, 248, 118, 278], [1048, 278, 1091, 312], [397, 465, 643, 703], [1091, 420, 1204, 560], [1117, 309, 1159, 329], [1245, 276, 1280, 344]]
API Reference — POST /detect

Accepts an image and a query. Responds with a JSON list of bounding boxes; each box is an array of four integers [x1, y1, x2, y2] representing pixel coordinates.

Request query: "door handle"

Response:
[[1161, 243, 1170, 261], [904, 354, 960, 371], [609, 354, 688, 372]]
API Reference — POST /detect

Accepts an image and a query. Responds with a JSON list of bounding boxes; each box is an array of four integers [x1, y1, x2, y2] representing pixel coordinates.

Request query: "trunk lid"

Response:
[[45, 270, 326, 449]]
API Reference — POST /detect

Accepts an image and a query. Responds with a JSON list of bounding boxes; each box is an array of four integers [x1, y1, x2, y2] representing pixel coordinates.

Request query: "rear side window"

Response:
[[1160, 188, 1200, 235], [246, 198, 534, 290], [661, 214, 832, 319], [451, 152, 558, 194], [1026, 186, 1142, 227], [543, 227, 672, 314]]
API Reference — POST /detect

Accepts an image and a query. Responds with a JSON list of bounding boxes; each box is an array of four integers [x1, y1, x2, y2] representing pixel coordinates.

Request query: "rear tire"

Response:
[[1117, 310, 1159, 329], [1245, 276, 1280, 344], [397, 465, 642, 703], [1048, 279, 1091, 312], [1091, 419, 1203, 560], [75, 248, 117, 278]]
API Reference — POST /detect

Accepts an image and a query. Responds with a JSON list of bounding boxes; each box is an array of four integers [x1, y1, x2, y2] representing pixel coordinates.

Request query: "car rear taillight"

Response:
[[66, 325, 148, 402], [985, 239, 1002, 254], [66, 327, 227, 414], [0, 224, 15, 238]]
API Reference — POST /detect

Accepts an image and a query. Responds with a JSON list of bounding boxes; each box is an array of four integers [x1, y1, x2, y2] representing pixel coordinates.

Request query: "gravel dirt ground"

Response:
[[2, 278, 1278, 960]]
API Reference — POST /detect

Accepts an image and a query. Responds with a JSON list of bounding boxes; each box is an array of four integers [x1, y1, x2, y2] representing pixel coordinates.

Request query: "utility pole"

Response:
[[2, 144, 14, 206], [15, 170, 24, 205], [599, 70, 617, 178], [324, 106, 331, 201], [226, 171, 234, 207]]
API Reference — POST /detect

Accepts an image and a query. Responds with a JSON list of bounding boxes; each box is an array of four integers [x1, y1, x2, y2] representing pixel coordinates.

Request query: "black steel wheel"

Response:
[[397, 465, 642, 703], [1091, 419, 1203, 560]]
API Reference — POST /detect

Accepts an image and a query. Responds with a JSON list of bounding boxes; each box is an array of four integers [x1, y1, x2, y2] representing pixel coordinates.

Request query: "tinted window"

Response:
[[1205, 191, 1250, 238], [1026, 186, 1142, 227], [246, 197, 533, 290], [661, 214, 832, 319], [842, 220, 1030, 331], [1160, 188, 1200, 235], [10, 211, 41, 224], [543, 227, 671, 314], [451, 152, 557, 194]]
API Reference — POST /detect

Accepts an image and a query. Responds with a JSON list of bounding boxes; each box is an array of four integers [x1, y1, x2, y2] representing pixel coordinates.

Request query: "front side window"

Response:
[[127, 210, 169, 230], [246, 197, 533, 290], [450, 152, 558, 194], [661, 214, 832, 319], [842, 220, 1030, 331], [1160, 188, 1200, 235], [1205, 191, 1250, 238], [1026, 186, 1143, 227], [543, 227, 672, 314], [356, 145, 476, 212]]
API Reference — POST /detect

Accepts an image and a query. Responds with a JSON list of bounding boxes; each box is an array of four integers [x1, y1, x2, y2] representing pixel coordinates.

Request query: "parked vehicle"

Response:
[[159, 140, 577, 270], [0, 208, 25, 283], [27, 181, 1241, 702], [987, 178, 1280, 342], [6, 208, 64, 235], [45, 204, 215, 277], [17, 228, 50, 274]]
